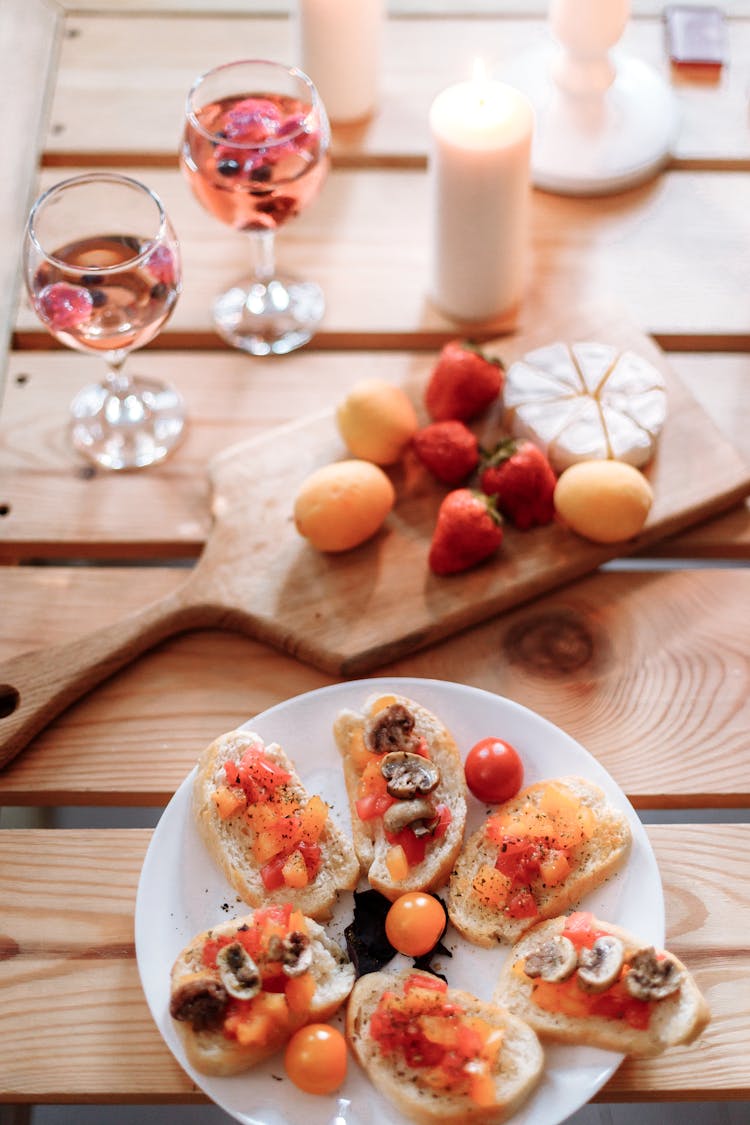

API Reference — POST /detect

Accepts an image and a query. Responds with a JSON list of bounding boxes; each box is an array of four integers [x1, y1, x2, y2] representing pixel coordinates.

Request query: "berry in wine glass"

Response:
[[144, 244, 177, 285], [224, 97, 283, 141], [38, 282, 94, 329]]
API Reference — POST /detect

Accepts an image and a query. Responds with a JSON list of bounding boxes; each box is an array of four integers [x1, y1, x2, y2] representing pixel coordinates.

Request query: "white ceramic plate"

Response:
[[136, 677, 664, 1125]]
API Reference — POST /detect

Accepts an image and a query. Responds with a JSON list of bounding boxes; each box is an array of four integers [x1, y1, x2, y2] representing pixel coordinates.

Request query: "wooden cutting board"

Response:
[[0, 303, 748, 767]]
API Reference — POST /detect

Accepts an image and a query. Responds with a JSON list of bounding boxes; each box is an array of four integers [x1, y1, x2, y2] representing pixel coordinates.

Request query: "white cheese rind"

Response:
[[504, 341, 667, 471]]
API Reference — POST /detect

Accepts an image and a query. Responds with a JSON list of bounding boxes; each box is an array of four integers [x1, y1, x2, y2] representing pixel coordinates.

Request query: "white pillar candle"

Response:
[[429, 71, 534, 323], [297, 0, 384, 124]]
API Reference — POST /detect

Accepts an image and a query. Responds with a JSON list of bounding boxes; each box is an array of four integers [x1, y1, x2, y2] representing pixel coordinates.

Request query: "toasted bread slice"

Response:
[[170, 908, 354, 1076], [493, 914, 710, 1056], [346, 968, 544, 1124], [333, 692, 467, 900], [193, 728, 360, 920], [448, 777, 632, 946]]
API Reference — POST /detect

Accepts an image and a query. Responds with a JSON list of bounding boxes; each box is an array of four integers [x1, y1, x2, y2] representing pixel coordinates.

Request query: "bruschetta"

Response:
[[493, 911, 710, 1055], [346, 968, 544, 1124], [448, 777, 632, 946], [169, 904, 355, 1076], [193, 728, 360, 920], [333, 692, 467, 901]]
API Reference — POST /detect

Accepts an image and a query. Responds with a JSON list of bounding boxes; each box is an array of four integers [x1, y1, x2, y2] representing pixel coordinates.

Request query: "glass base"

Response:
[[212, 273, 325, 356], [69, 374, 186, 471]]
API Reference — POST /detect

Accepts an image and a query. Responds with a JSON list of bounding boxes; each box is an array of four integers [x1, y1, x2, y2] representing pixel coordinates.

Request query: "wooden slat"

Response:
[[15, 167, 750, 349], [1, 350, 746, 560], [0, 565, 747, 807], [0, 825, 746, 1102], [0, 0, 59, 389], [44, 13, 750, 168]]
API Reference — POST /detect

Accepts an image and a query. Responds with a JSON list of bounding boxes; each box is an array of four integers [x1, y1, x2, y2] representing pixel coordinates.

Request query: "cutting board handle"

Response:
[[0, 584, 202, 770]]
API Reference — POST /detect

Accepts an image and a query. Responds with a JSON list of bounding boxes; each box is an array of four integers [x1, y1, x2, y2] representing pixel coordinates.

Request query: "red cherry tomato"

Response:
[[284, 1023, 347, 1095], [464, 737, 524, 804], [385, 892, 446, 957]]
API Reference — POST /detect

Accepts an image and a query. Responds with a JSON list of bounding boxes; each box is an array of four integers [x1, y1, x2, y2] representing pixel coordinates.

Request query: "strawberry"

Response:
[[428, 489, 503, 576], [425, 340, 504, 422], [412, 420, 480, 485], [479, 438, 557, 531]]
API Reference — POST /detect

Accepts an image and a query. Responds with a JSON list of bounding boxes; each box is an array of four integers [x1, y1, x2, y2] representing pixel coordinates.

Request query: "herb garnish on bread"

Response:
[[346, 968, 544, 1124], [448, 777, 632, 946], [193, 728, 359, 920]]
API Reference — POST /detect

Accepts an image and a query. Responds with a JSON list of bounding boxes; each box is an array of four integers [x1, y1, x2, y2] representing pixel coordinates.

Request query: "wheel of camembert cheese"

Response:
[[503, 342, 667, 471]]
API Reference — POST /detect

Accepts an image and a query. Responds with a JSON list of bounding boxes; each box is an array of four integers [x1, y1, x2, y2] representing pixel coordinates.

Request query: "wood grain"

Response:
[[0, 825, 746, 1101], [14, 168, 750, 348], [1, 305, 748, 762], [44, 13, 750, 167], [0, 565, 747, 807], [1, 350, 747, 559]]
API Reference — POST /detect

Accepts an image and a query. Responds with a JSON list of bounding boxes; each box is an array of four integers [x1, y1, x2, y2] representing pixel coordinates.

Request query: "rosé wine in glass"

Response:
[[24, 173, 185, 471], [32, 234, 179, 354], [181, 60, 330, 356]]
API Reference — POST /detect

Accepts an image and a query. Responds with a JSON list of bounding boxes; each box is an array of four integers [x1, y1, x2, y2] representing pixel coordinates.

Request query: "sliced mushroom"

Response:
[[267, 930, 314, 977], [380, 751, 440, 799], [382, 796, 435, 835], [280, 931, 314, 978], [576, 935, 625, 994], [524, 936, 578, 983], [216, 941, 261, 999], [365, 703, 415, 754], [170, 974, 228, 1030], [625, 947, 684, 1001]]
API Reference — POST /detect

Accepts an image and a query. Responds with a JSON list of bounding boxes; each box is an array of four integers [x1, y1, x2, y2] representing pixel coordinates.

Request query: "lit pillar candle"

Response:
[[297, 0, 384, 124], [429, 67, 534, 323]]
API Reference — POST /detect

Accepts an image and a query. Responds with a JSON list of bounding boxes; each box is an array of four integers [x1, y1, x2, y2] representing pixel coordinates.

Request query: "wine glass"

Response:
[[181, 59, 331, 356], [23, 172, 185, 471]]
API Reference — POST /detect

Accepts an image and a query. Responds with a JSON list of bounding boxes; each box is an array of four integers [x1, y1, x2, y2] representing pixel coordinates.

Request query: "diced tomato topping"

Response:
[[261, 973, 288, 994], [369, 975, 498, 1105], [507, 887, 538, 919], [494, 838, 543, 881], [260, 852, 287, 890], [260, 839, 321, 890], [385, 824, 428, 867], [217, 746, 327, 889], [285, 971, 316, 1017], [252, 902, 293, 930], [589, 981, 651, 1030], [478, 828, 579, 918], [528, 968, 652, 1030], [404, 974, 448, 994], [227, 747, 291, 803], [202, 903, 295, 968], [432, 803, 451, 838], [386, 843, 409, 882], [562, 911, 605, 949], [201, 934, 233, 969], [355, 791, 396, 820], [298, 839, 321, 878]]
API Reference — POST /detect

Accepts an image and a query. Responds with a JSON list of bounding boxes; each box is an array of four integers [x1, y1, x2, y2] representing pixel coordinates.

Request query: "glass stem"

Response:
[[104, 354, 133, 397], [250, 228, 276, 283]]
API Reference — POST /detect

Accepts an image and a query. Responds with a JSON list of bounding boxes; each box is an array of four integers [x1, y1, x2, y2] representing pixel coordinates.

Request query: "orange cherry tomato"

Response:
[[385, 892, 446, 957], [464, 737, 524, 804], [284, 1023, 347, 1095]]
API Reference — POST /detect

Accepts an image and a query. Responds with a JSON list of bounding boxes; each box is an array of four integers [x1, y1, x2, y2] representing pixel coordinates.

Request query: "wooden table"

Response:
[[1, 1, 749, 1119]]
